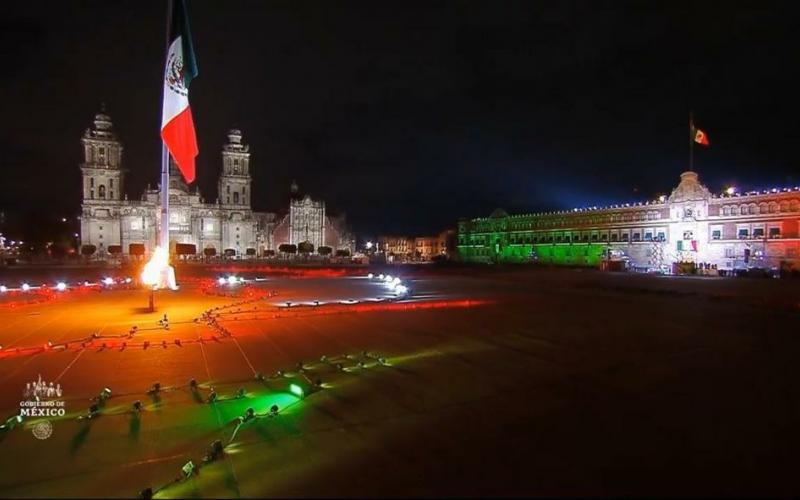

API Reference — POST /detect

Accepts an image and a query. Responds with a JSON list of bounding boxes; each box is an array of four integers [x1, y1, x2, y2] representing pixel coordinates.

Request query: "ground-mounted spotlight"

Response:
[[320, 355, 328, 363], [368, 273, 374, 279], [181, 460, 196, 477], [384, 274, 393, 282], [189, 378, 198, 389], [289, 383, 305, 399], [102, 277, 114, 286], [378, 274, 385, 280], [132, 400, 142, 413], [392, 277, 401, 285], [395, 285, 409, 295], [235, 388, 246, 399], [139, 487, 153, 500], [296, 361, 305, 372], [207, 389, 217, 404], [21, 283, 30, 292], [125, 277, 133, 284], [0, 285, 7, 293], [239, 407, 255, 424], [94, 387, 112, 402], [147, 382, 161, 395], [56, 282, 67, 292], [254, 372, 264, 381], [78, 403, 100, 420], [217, 277, 226, 285], [268, 404, 279, 417], [227, 276, 238, 285], [0, 413, 23, 431], [203, 439, 225, 463]]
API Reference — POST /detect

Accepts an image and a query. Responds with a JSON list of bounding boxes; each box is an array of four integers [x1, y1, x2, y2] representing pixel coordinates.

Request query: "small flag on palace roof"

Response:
[[693, 126, 710, 146], [161, 0, 199, 183]]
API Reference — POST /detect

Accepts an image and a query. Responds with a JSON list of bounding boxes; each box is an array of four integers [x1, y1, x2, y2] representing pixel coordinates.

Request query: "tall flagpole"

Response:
[[689, 110, 694, 172], [160, 0, 173, 253]]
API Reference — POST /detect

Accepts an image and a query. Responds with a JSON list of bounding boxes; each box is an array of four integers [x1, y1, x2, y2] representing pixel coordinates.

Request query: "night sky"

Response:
[[1, 1, 798, 244]]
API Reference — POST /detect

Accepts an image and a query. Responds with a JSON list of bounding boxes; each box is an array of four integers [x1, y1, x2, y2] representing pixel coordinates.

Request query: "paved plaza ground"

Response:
[[0, 264, 799, 497]]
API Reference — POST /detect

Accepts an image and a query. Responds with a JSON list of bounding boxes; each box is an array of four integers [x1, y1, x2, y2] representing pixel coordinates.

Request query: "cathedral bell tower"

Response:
[[217, 128, 251, 207], [80, 105, 124, 202]]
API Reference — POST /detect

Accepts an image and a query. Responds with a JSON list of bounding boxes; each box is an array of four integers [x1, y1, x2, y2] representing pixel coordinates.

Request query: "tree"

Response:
[[107, 245, 122, 255], [246, 248, 256, 256], [176, 243, 196, 257], [203, 247, 217, 258], [318, 246, 332, 256], [81, 244, 97, 257], [264, 249, 276, 257], [224, 248, 236, 257], [297, 241, 314, 255], [335, 249, 351, 257], [278, 244, 297, 256], [129, 243, 145, 257]]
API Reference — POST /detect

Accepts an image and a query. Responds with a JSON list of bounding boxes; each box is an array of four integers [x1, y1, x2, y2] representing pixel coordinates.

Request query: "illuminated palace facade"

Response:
[[79, 109, 354, 257], [458, 171, 800, 271]]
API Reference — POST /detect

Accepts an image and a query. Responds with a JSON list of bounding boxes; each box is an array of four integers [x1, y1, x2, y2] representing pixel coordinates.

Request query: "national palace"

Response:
[[457, 171, 800, 272]]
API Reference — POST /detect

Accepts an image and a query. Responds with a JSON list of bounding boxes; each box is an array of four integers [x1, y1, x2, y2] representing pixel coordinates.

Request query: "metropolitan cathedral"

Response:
[[79, 108, 354, 257]]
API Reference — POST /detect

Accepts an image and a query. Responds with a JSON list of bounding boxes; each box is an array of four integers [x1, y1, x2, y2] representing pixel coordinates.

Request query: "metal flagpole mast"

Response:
[[689, 110, 694, 172], [160, 0, 173, 252]]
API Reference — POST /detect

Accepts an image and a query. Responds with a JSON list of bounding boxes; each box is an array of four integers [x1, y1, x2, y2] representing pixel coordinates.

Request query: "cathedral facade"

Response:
[[458, 171, 800, 272], [79, 109, 354, 258]]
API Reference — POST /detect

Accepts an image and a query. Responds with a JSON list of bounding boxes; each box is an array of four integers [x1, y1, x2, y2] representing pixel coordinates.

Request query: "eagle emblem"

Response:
[[166, 51, 188, 96]]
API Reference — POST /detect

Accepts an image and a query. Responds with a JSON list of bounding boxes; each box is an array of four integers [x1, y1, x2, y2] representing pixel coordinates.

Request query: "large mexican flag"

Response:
[[161, 0, 198, 183]]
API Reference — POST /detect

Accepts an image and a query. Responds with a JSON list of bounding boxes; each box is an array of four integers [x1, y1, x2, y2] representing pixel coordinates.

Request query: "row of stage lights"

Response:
[[368, 273, 409, 296], [216, 276, 270, 286], [0, 276, 134, 294]]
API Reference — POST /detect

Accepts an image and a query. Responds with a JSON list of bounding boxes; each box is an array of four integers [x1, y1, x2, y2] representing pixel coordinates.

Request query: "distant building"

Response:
[[457, 171, 800, 272], [79, 108, 354, 258], [377, 229, 456, 262]]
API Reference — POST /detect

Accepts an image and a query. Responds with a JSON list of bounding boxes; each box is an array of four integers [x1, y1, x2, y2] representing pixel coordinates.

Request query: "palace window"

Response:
[[711, 229, 722, 240], [610, 233, 618, 242], [600, 233, 607, 241], [621, 233, 629, 241], [90, 178, 95, 187], [657, 231, 666, 241], [591, 234, 598, 242], [769, 227, 781, 238], [644, 232, 653, 241], [234, 192, 240, 204], [632, 232, 641, 241], [725, 247, 735, 258], [752, 227, 765, 238], [109, 179, 113, 188], [109, 190, 113, 199], [90, 189, 94, 199], [99, 185, 106, 199], [738, 228, 749, 239]]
